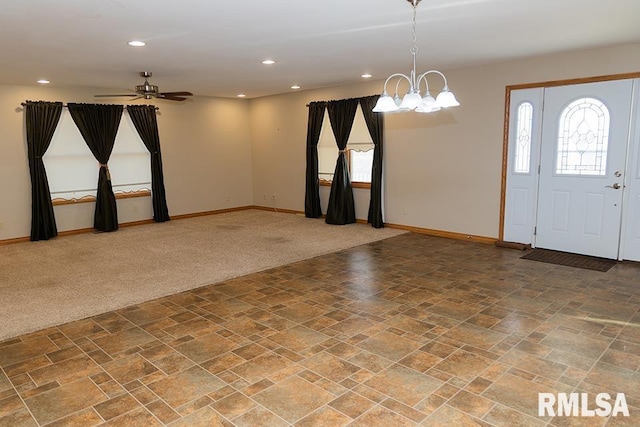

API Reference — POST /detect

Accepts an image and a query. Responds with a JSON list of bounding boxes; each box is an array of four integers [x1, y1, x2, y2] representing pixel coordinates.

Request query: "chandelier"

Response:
[[373, 0, 460, 113]]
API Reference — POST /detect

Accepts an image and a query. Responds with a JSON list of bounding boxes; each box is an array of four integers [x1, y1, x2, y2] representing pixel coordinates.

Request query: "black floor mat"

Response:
[[521, 248, 617, 272]]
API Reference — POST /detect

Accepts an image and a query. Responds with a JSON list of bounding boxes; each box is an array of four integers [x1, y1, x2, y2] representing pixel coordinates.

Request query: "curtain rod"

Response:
[[305, 94, 378, 107], [306, 101, 328, 107], [20, 102, 159, 111]]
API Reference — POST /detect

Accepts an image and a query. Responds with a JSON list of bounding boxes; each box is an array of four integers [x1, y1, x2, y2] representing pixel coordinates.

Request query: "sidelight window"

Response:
[[514, 102, 533, 174]]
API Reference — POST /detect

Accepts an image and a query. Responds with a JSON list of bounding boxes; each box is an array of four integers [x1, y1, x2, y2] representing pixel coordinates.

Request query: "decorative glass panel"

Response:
[[514, 102, 533, 174], [556, 97, 610, 176]]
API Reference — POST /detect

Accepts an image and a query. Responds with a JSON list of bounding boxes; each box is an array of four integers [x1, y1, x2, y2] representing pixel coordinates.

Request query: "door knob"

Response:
[[605, 183, 621, 189]]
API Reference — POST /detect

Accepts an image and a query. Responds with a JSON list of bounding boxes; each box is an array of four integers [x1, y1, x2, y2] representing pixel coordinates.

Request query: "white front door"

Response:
[[536, 80, 633, 259]]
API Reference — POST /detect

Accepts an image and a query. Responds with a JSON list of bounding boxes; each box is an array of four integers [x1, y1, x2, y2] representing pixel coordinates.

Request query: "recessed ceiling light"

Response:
[[361, 73, 373, 78], [261, 59, 276, 65], [237, 93, 246, 98], [128, 40, 146, 47], [37, 79, 50, 84], [291, 85, 301, 90]]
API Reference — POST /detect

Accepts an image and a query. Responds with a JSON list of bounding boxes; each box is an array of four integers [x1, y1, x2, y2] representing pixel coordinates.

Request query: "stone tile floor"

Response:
[[0, 233, 638, 426]]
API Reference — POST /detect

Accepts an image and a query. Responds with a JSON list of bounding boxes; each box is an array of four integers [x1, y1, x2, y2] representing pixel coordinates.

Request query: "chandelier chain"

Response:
[[410, 4, 418, 55], [408, 2, 419, 91]]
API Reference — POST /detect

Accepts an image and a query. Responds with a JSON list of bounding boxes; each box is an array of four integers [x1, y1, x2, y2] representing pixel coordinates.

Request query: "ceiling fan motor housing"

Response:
[[137, 72, 157, 98], [136, 83, 158, 94]]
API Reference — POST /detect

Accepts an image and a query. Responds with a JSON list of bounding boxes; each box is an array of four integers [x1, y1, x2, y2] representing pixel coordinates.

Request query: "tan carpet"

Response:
[[0, 210, 405, 340]]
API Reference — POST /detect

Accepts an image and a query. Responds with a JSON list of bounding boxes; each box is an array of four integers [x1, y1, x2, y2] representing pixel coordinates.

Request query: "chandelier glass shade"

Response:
[[373, 0, 460, 113]]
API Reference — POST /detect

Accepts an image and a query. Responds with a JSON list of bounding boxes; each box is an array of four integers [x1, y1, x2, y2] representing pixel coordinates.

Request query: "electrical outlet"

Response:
[[402, 207, 408, 215], [263, 193, 267, 200], [272, 194, 277, 200], [0, 222, 4, 230]]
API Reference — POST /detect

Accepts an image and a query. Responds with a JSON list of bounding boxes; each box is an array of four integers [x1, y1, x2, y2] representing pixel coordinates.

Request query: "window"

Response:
[[317, 111, 339, 182], [514, 102, 533, 174], [317, 104, 374, 186], [556, 97, 610, 176], [43, 110, 151, 203], [350, 150, 374, 182]]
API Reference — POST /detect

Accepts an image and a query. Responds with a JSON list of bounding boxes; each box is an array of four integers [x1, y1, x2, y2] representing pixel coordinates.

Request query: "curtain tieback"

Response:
[[99, 163, 112, 181], [338, 149, 347, 153]]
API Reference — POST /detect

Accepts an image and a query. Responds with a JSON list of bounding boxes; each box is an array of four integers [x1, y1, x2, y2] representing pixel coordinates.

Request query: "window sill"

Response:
[[52, 189, 151, 206], [319, 180, 371, 189]]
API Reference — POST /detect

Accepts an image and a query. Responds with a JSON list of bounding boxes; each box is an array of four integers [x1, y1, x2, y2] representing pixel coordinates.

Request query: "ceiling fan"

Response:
[[94, 71, 193, 101]]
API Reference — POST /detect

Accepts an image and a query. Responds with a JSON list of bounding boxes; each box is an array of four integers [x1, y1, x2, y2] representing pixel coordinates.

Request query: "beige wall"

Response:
[[2, 42, 639, 241], [0, 84, 253, 240], [249, 42, 640, 238]]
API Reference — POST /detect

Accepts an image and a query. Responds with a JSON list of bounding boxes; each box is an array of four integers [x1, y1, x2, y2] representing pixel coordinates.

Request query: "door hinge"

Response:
[[538, 164, 541, 174], [534, 226, 537, 235]]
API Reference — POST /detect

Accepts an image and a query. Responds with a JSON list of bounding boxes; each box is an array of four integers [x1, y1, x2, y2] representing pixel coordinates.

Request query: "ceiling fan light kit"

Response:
[[94, 72, 193, 101], [373, 0, 460, 113]]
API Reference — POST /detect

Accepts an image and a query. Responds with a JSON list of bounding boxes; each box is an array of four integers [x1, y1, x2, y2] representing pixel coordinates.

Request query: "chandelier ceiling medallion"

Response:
[[373, 0, 460, 113]]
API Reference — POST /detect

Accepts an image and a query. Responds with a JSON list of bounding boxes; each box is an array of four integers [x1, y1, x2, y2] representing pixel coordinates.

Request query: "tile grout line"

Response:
[[0, 363, 42, 426]]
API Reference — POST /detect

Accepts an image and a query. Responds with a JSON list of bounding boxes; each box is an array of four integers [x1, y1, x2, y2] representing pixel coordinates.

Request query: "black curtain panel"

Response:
[[304, 102, 326, 218], [325, 98, 359, 225], [25, 101, 64, 241], [127, 105, 170, 222], [68, 103, 123, 232], [360, 95, 384, 228]]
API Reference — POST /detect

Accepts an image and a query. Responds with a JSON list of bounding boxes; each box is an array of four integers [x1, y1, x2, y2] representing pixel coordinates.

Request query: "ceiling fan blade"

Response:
[[94, 94, 138, 98], [157, 95, 188, 101], [158, 91, 193, 97]]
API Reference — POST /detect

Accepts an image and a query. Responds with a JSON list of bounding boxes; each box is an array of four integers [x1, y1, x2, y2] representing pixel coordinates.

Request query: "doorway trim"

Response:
[[498, 72, 640, 241]]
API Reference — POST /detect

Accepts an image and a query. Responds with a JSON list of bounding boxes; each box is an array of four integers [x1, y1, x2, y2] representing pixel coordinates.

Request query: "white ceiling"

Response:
[[2, 0, 640, 99]]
